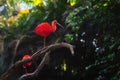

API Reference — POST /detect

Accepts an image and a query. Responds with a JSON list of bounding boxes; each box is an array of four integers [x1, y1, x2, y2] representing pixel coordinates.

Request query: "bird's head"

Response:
[[52, 20, 64, 28], [52, 20, 57, 25], [52, 20, 64, 32]]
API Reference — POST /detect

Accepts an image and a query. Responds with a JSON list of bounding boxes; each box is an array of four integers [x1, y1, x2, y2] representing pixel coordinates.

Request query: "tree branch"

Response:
[[0, 42, 74, 80], [18, 51, 50, 80]]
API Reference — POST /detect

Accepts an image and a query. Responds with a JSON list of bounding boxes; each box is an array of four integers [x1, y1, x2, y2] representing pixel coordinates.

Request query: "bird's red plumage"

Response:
[[34, 20, 57, 47], [22, 55, 32, 69], [34, 22, 53, 37]]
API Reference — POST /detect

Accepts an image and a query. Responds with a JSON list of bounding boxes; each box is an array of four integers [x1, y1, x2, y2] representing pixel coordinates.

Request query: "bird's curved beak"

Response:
[[57, 22, 64, 29]]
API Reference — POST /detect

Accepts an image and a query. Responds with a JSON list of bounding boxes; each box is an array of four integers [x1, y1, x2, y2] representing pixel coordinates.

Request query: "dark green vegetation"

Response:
[[0, 0, 120, 80]]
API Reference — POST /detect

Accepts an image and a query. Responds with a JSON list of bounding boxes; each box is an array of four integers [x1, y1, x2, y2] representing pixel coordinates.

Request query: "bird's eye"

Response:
[[53, 20, 57, 23]]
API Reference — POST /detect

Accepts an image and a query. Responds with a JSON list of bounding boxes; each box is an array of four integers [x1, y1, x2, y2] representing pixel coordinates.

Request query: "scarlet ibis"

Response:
[[34, 20, 63, 47], [22, 55, 32, 75]]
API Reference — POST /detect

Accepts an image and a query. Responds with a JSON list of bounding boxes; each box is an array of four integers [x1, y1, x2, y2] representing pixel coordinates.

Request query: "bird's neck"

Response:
[[51, 22, 56, 32]]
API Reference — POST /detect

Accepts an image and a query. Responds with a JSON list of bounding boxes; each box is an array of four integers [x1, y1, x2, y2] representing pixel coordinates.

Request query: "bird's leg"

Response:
[[25, 68, 31, 79], [25, 68, 28, 76], [44, 37, 46, 48]]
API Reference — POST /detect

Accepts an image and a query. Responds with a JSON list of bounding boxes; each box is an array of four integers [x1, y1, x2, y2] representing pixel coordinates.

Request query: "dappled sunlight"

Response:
[[61, 60, 67, 72], [7, 16, 16, 27], [17, 9, 30, 17]]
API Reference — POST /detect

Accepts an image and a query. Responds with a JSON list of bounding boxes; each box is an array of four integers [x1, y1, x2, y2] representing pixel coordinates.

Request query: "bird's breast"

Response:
[[34, 23, 53, 37]]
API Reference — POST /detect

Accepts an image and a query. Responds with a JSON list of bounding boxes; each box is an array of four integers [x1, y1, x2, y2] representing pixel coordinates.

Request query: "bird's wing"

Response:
[[34, 22, 52, 37]]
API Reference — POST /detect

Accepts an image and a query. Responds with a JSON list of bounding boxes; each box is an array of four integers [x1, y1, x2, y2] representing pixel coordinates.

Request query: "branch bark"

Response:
[[0, 42, 74, 80]]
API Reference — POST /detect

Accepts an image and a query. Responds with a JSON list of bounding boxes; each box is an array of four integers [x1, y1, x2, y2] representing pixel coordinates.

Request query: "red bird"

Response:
[[22, 55, 32, 75], [34, 20, 63, 47]]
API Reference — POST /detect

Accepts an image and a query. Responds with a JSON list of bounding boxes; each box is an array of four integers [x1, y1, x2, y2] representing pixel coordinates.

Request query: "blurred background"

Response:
[[0, 0, 120, 80]]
